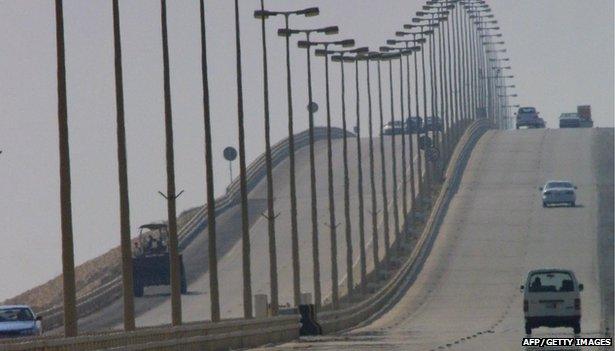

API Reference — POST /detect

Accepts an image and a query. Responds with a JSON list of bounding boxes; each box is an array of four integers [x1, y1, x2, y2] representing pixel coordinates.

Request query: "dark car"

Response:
[[406, 116, 423, 133], [424, 116, 443, 131]]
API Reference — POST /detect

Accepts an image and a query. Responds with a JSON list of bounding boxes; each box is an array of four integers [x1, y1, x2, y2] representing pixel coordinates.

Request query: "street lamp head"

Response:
[[338, 39, 355, 47], [316, 46, 367, 57], [277, 28, 298, 37], [297, 40, 310, 49], [297, 7, 320, 17], [320, 26, 339, 35], [253, 10, 274, 19]]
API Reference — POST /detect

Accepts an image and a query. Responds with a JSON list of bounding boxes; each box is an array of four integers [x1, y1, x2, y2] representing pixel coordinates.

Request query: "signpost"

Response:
[[223, 146, 238, 184]]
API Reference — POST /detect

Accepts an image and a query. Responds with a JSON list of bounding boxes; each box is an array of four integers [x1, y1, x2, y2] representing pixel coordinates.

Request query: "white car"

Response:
[[521, 269, 583, 335], [540, 180, 577, 207], [382, 121, 405, 135], [0, 305, 42, 338]]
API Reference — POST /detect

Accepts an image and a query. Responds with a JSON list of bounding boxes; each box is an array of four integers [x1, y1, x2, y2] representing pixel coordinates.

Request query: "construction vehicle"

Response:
[[132, 223, 187, 297], [577, 105, 593, 128]]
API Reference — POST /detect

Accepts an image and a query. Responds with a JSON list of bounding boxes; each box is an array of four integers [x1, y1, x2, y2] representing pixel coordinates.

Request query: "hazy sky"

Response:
[[0, 0, 612, 300]]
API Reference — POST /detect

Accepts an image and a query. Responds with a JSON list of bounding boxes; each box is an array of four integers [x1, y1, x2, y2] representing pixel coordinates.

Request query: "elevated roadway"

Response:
[[258, 128, 613, 350]]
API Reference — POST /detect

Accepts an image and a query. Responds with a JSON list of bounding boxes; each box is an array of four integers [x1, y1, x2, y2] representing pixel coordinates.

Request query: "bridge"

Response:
[[0, 0, 612, 350]]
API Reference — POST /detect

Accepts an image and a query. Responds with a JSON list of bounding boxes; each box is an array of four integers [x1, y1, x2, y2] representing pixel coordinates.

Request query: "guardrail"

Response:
[[317, 119, 490, 333], [35, 127, 350, 332], [0, 315, 300, 351]]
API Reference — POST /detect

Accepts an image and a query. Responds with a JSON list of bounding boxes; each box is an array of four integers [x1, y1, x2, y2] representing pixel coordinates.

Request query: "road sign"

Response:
[[426, 147, 440, 162], [307, 102, 319, 113], [419, 135, 433, 150], [223, 146, 237, 161]]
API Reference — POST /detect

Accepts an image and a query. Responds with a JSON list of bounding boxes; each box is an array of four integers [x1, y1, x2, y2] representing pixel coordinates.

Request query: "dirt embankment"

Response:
[[2, 206, 201, 313]]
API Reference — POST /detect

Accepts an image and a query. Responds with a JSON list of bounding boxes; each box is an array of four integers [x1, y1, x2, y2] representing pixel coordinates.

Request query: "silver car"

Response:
[[540, 180, 577, 207]]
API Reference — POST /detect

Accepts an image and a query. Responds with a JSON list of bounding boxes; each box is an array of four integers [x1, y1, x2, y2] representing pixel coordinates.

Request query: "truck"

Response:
[[577, 105, 593, 128], [132, 223, 187, 297], [516, 107, 545, 129]]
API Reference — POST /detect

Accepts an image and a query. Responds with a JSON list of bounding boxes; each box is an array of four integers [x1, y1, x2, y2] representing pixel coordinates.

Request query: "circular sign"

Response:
[[223, 146, 237, 161], [419, 135, 433, 150], [426, 147, 440, 162], [307, 102, 319, 113]]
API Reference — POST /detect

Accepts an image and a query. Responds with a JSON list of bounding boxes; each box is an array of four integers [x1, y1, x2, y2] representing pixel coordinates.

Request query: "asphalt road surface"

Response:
[[73, 131, 425, 331], [255, 128, 614, 351]]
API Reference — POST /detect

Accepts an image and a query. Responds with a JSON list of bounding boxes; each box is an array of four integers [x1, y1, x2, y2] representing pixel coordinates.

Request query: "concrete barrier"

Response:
[[0, 315, 300, 351]]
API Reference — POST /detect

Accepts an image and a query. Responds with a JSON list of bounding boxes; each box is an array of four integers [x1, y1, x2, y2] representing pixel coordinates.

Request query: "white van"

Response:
[[521, 269, 583, 335]]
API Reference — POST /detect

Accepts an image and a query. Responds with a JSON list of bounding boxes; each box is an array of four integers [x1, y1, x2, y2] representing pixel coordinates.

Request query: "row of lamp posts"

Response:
[[52, 0, 513, 337]]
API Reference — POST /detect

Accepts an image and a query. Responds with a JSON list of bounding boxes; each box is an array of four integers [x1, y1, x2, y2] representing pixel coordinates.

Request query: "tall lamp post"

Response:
[[199, 0, 221, 322], [403, 24, 436, 205], [287, 25, 340, 309], [232, 0, 253, 319], [298, 35, 355, 309], [111, 0, 135, 331], [379, 50, 402, 249], [379, 46, 417, 232], [373, 50, 391, 264], [54, 0, 78, 337], [316, 48, 366, 300], [260, 6, 320, 309], [253, 2, 319, 317], [394, 32, 429, 213], [160, 0, 183, 326]]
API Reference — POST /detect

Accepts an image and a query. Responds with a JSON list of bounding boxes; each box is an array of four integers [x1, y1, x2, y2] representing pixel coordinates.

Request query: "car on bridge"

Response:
[[406, 116, 423, 134], [515, 106, 545, 129], [559, 113, 581, 128], [423, 116, 443, 132], [382, 121, 406, 135], [540, 180, 577, 207], [521, 269, 583, 335], [0, 305, 42, 338]]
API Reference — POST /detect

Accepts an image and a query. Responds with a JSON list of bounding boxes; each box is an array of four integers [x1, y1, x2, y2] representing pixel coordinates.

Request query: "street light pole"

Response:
[[54, 0, 77, 337], [381, 46, 408, 227], [160, 0, 182, 326], [304, 37, 357, 308], [383, 51, 401, 248], [272, 6, 320, 308], [375, 55, 391, 263], [364, 52, 381, 269], [200, 0, 220, 322], [257, 0, 278, 317], [294, 25, 340, 309], [321, 44, 365, 306], [233, 0, 252, 319], [111, 0, 135, 331]]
